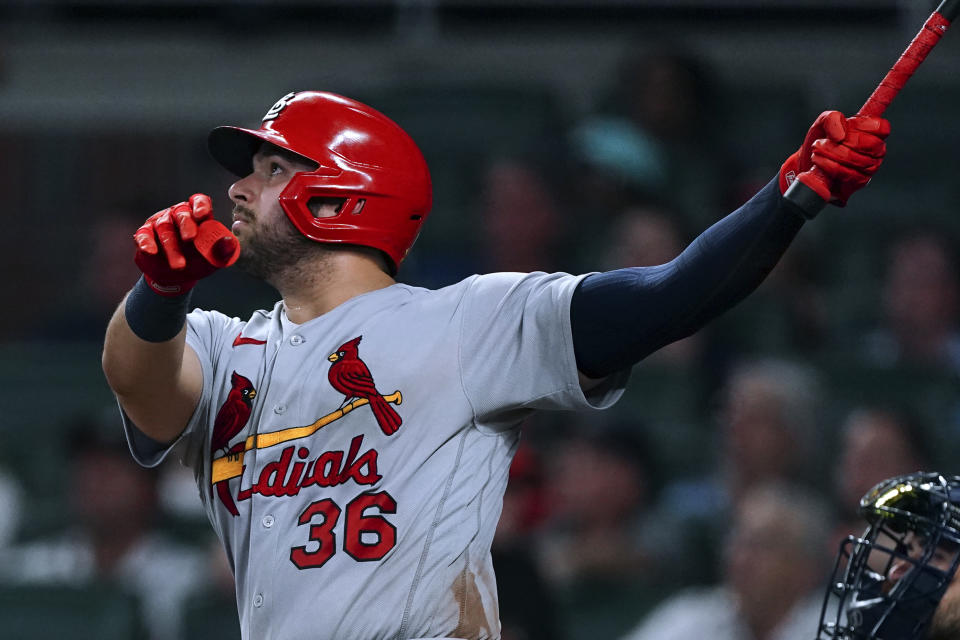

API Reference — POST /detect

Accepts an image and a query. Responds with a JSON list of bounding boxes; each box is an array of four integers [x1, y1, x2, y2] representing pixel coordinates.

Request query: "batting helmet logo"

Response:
[[263, 92, 296, 121], [208, 91, 433, 274]]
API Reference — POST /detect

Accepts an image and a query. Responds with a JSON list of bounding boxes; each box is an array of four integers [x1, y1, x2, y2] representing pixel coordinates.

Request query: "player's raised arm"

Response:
[[102, 194, 239, 444], [572, 110, 890, 384]]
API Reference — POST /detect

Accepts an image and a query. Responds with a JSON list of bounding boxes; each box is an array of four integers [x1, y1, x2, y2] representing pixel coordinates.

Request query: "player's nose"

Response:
[[228, 173, 256, 204]]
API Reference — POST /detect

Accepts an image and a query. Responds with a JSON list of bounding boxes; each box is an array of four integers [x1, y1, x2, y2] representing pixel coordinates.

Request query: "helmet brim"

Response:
[[208, 125, 295, 178]]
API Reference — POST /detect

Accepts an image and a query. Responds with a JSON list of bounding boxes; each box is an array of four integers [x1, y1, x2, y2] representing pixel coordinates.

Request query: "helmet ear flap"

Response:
[[279, 172, 361, 234], [277, 171, 403, 274]]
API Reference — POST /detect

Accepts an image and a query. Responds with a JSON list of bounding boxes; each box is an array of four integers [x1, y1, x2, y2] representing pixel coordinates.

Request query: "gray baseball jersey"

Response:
[[123, 271, 627, 640]]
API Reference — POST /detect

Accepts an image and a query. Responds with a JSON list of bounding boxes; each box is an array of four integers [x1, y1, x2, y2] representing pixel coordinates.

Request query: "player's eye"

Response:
[[269, 162, 284, 176]]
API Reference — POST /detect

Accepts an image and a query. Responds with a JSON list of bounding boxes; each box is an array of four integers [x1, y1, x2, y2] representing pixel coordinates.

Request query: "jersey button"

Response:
[[273, 404, 286, 415], [262, 515, 274, 528], [254, 593, 264, 608], [290, 335, 305, 346]]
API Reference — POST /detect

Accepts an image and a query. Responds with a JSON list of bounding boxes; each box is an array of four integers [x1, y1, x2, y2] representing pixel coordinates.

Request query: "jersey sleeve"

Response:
[[457, 272, 629, 425], [121, 308, 242, 469]]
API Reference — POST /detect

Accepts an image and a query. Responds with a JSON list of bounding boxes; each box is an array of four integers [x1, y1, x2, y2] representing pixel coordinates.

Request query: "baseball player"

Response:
[[102, 91, 889, 640], [817, 472, 960, 640]]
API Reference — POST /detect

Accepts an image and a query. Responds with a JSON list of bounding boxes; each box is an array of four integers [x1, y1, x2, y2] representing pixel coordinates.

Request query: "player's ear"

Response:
[[307, 197, 347, 219]]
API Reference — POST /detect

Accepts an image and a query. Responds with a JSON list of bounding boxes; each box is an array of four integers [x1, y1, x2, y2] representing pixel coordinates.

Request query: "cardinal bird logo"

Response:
[[211, 371, 257, 515], [328, 336, 402, 436], [212, 371, 257, 454]]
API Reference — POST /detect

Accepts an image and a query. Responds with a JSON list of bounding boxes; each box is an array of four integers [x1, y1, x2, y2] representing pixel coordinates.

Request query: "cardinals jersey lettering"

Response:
[[122, 271, 627, 640]]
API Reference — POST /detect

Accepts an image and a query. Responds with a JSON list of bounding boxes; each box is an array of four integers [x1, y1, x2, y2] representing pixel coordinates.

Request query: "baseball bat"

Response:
[[783, 0, 960, 218]]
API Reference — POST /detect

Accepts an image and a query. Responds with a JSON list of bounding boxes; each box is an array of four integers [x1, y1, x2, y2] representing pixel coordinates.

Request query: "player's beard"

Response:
[[234, 206, 324, 288]]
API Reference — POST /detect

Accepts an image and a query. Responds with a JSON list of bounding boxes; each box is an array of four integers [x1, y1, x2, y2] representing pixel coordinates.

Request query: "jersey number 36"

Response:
[[290, 491, 397, 569]]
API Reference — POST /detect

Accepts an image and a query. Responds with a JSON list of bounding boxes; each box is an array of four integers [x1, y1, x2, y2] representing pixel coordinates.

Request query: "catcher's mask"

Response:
[[818, 472, 960, 640]]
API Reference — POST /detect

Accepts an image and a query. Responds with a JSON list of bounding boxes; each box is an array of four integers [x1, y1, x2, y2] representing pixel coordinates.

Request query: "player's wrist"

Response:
[[125, 276, 194, 343]]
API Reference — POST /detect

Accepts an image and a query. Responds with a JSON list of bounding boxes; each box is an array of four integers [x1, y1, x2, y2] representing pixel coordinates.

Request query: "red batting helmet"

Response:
[[207, 91, 432, 273]]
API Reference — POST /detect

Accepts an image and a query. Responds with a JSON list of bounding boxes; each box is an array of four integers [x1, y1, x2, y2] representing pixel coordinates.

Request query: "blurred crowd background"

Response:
[[2, 0, 960, 638]]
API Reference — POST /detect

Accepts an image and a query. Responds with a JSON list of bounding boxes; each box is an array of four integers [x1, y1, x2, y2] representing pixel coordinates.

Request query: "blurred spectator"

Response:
[[156, 459, 208, 524], [713, 232, 829, 357], [569, 47, 727, 228], [591, 201, 707, 369], [494, 441, 550, 551], [492, 442, 563, 640], [592, 200, 721, 479], [664, 357, 822, 510], [599, 202, 687, 271], [477, 157, 572, 274], [653, 357, 823, 583], [0, 412, 209, 640], [621, 482, 832, 640], [829, 405, 933, 546], [33, 210, 144, 342], [180, 538, 242, 640], [0, 467, 22, 547], [860, 228, 960, 374], [569, 116, 668, 216], [536, 420, 678, 640]]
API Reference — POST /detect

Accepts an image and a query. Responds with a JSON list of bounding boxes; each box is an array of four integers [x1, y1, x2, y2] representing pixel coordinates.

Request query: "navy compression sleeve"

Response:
[[570, 177, 804, 378]]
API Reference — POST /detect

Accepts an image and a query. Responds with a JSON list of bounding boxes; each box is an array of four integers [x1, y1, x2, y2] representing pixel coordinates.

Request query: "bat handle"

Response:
[[785, 0, 957, 216], [858, 8, 952, 117]]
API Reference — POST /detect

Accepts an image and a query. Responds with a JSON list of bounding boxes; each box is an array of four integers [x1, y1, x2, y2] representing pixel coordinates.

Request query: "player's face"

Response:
[[888, 532, 957, 579], [887, 532, 960, 640], [228, 145, 318, 281]]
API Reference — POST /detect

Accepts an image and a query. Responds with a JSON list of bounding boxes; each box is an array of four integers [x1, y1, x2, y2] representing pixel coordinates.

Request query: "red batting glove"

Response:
[[134, 194, 240, 297], [779, 110, 890, 207]]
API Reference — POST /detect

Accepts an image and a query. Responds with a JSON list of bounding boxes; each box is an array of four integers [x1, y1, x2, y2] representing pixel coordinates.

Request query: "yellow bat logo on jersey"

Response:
[[211, 391, 402, 485]]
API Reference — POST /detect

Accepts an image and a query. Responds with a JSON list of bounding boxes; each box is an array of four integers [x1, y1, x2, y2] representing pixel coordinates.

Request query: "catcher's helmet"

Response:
[[818, 472, 960, 640], [208, 91, 432, 274]]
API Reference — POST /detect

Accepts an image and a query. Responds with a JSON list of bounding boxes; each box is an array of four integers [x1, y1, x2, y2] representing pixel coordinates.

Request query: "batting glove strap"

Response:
[[142, 273, 198, 297], [779, 150, 832, 203]]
